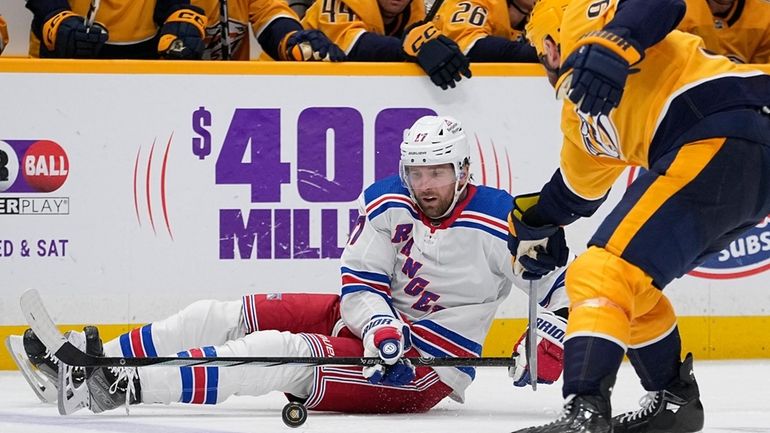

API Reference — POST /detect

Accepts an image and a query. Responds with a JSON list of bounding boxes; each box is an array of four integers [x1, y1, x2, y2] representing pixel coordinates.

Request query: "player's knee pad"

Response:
[[565, 247, 656, 344], [629, 294, 677, 347]]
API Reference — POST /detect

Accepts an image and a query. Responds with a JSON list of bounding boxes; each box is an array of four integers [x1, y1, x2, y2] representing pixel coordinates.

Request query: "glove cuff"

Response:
[[402, 22, 441, 58], [42, 10, 78, 51], [164, 6, 207, 37], [574, 30, 642, 65]]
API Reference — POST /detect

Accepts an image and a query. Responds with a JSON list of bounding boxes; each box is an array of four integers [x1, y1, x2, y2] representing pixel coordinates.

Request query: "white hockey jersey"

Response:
[[339, 176, 568, 402]]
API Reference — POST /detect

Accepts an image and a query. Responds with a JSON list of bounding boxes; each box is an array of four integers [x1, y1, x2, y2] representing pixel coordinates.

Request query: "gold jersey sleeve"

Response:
[[195, 0, 299, 60], [678, 0, 770, 64], [302, 0, 424, 53], [433, 0, 518, 54], [556, 0, 764, 195]]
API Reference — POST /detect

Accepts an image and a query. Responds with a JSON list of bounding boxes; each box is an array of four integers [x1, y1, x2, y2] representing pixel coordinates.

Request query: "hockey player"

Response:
[[26, 0, 207, 59], [678, 0, 770, 64], [12, 116, 569, 415], [431, 0, 539, 62], [301, 0, 472, 89], [509, 0, 770, 432], [192, 0, 346, 60]]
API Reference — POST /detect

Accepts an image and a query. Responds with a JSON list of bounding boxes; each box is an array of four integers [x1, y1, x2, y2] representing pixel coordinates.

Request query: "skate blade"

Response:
[[5, 335, 58, 404], [57, 360, 89, 415]]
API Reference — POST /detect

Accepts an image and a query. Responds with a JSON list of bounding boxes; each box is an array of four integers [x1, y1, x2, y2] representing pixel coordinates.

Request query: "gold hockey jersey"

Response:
[[678, 0, 770, 64], [433, 0, 523, 54], [301, 0, 425, 52], [194, 0, 300, 59], [556, 0, 769, 201]]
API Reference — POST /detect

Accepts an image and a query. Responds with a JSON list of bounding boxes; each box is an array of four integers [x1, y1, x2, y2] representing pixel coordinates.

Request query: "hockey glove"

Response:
[[362, 316, 415, 387], [281, 29, 346, 62], [157, 5, 207, 60], [402, 22, 471, 90], [508, 193, 568, 280], [0, 15, 8, 55], [561, 30, 642, 116], [509, 309, 566, 387], [41, 10, 108, 58]]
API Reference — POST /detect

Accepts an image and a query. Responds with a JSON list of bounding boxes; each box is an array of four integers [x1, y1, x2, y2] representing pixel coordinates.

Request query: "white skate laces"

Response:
[[617, 391, 660, 423], [107, 367, 139, 415]]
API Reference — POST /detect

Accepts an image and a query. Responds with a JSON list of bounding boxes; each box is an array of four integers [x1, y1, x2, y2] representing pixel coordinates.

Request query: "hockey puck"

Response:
[[281, 401, 307, 428]]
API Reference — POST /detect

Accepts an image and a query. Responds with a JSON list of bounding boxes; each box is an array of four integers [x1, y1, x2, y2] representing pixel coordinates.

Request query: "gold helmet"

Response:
[[525, 0, 570, 58]]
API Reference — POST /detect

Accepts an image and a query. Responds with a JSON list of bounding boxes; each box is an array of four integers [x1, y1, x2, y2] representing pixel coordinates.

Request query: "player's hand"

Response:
[[282, 29, 346, 62], [402, 22, 471, 90], [0, 15, 8, 55], [508, 193, 568, 280], [41, 11, 108, 58], [158, 5, 207, 60], [560, 30, 642, 116], [509, 309, 566, 387], [362, 316, 415, 386]]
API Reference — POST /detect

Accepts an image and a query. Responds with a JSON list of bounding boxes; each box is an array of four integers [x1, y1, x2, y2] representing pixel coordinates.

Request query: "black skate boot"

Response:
[[23, 328, 59, 380], [85, 326, 142, 414], [613, 353, 704, 433], [512, 375, 614, 433]]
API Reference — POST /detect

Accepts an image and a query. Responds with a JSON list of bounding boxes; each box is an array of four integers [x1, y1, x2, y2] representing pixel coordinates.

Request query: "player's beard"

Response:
[[415, 193, 454, 220]]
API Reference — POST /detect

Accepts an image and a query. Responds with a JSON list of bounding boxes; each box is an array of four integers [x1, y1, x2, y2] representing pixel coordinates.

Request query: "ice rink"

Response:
[[1, 360, 769, 433]]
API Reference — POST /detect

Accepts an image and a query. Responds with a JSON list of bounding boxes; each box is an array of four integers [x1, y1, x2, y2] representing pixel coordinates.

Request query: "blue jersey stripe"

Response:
[[177, 351, 193, 403], [119, 333, 132, 358], [341, 285, 393, 304], [141, 325, 158, 357], [368, 201, 419, 221], [203, 346, 218, 405], [414, 320, 483, 355]]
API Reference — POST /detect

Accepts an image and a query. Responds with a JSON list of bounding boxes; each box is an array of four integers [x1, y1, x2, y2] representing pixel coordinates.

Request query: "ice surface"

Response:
[[1, 360, 769, 433]]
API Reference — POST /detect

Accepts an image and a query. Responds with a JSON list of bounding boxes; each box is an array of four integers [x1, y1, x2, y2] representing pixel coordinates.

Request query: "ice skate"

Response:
[[512, 375, 614, 433], [84, 326, 141, 414], [613, 353, 704, 433], [5, 328, 87, 405]]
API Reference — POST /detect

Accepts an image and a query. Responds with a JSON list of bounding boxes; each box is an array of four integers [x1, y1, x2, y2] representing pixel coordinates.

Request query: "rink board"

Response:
[[1, 60, 769, 369]]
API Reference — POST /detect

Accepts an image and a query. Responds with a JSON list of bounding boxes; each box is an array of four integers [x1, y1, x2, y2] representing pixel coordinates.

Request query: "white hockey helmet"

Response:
[[399, 115, 471, 218]]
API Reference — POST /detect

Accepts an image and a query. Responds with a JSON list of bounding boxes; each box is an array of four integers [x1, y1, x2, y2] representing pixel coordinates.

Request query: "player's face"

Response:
[[508, 0, 537, 27], [542, 37, 561, 87], [404, 163, 461, 219], [379, 0, 411, 19]]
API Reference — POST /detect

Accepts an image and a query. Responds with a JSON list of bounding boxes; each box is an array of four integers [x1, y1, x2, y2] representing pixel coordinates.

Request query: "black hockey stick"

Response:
[[424, 0, 446, 23], [219, 0, 231, 60], [21, 289, 515, 369]]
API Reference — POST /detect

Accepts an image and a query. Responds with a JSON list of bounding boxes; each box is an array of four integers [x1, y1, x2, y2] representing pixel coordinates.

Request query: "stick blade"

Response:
[[20, 289, 67, 354]]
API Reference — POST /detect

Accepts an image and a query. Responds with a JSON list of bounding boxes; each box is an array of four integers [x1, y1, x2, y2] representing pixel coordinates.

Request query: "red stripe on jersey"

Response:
[[458, 212, 507, 231], [189, 348, 206, 404], [130, 328, 146, 358]]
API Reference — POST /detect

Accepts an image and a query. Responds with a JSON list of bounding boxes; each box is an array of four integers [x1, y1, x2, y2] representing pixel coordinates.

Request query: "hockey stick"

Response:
[[219, 0, 231, 60], [527, 280, 538, 391], [423, 0, 446, 23], [21, 289, 515, 369], [84, 0, 100, 29]]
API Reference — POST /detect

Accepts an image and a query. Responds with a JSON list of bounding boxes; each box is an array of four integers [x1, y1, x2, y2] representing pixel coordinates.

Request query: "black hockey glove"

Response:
[[41, 10, 108, 58], [560, 30, 642, 116], [157, 5, 207, 60], [507, 193, 568, 280], [402, 22, 472, 90], [281, 29, 346, 61]]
